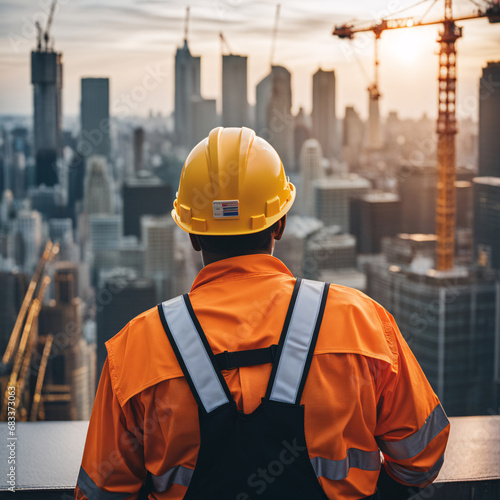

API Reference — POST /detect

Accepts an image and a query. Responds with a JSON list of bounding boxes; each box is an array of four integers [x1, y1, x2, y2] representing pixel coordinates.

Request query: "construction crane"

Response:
[[14, 276, 50, 421], [2, 241, 57, 365], [333, 0, 500, 271], [219, 32, 232, 56], [270, 4, 281, 67], [0, 241, 59, 420], [30, 334, 54, 421], [43, 0, 57, 51]]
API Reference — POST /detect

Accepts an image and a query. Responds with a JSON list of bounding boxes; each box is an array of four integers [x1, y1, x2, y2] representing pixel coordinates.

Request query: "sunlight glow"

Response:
[[386, 29, 426, 64]]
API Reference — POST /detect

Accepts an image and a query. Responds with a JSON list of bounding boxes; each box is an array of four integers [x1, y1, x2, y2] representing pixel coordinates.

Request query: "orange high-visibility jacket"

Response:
[[75, 255, 449, 499]]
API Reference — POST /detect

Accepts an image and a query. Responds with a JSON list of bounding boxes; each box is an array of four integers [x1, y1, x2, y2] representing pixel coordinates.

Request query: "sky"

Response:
[[0, 0, 499, 122]]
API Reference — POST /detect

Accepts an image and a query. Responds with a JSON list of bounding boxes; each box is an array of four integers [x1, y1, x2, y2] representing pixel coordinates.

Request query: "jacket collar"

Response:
[[190, 254, 293, 292]]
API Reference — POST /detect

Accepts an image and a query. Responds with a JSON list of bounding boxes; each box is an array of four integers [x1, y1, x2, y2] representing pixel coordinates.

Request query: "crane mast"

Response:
[[436, 0, 461, 270]]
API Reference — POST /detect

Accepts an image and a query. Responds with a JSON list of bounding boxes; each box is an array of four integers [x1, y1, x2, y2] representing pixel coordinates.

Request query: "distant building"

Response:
[[31, 49, 63, 186], [306, 226, 356, 279], [28, 184, 66, 220], [83, 155, 113, 215], [50, 218, 78, 262], [380, 233, 437, 271], [122, 175, 172, 239], [119, 237, 145, 277], [96, 272, 156, 378], [312, 68, 336, 159], [175, 40, 201, 147], [133, 127, 145, 173], [399, 164, 475, 235], [313, 174, 372, 232], [367, 95, 383, 150], [222, 55, 248, 127], [367, 262, 500, 416], [455, 180, 473, 230], [12, 210, 43, 273], [38, 264, 95, 420], [350, 192, 401, 254], [299, 139, 323, 216], [473, 177, 500, 270], [478, 61, 500, 177], [274, 215, 323, 276], [294, 107, 311, 161], [88, 214, 122, 284], [342, 106, 364, 169], [256, 66, 294, 170], [398, 163, 437, 234], [190, 97, 218, 146], [141, 215, 176, 301], [80, 78, 110, 159]]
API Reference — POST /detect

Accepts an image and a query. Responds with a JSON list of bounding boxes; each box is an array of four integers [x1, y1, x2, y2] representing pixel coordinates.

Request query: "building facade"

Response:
[[478, 61, 500, 177], [312, 68, 337, 159]]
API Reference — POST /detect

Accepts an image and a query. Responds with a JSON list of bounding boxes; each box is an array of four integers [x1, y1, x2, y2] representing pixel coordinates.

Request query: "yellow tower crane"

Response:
[[333, 0, 500, 271]]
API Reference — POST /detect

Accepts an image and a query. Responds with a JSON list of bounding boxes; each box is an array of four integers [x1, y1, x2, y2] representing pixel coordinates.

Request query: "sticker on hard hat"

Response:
[[213, 200, 239, 218]]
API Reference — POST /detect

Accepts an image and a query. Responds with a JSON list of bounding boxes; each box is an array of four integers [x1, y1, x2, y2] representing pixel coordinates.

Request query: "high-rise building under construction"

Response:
[[31, 49, 62, 187]]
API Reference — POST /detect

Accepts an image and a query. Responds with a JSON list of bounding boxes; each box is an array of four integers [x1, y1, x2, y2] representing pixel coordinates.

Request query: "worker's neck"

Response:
[[201, 248, 273, 267]]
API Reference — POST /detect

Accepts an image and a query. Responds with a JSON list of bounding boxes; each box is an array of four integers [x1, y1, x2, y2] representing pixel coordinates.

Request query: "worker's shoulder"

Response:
[[316, 282, 398, 366], [105, 304, 182, 407]]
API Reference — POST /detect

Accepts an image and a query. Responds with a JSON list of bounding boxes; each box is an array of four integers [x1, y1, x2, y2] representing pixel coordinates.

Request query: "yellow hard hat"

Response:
[[172, 127, 296, 235]]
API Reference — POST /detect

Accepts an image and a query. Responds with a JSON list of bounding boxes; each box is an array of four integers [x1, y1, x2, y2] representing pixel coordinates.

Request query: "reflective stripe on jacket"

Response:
[[75, 254, 449, 500]]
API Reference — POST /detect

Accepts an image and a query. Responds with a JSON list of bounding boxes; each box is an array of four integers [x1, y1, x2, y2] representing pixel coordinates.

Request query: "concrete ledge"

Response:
[[0, 416, 499, 498]]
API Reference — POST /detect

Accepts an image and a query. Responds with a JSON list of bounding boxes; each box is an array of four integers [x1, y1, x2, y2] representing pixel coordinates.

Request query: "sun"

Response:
[[385, 29, 427, 64]]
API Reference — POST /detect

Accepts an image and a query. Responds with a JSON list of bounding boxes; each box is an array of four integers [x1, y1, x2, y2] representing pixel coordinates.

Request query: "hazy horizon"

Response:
[[1, 0, 499, 121]]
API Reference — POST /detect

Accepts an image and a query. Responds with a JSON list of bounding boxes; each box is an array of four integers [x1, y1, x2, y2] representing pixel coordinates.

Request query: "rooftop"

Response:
[[0, 416, 499, 498]]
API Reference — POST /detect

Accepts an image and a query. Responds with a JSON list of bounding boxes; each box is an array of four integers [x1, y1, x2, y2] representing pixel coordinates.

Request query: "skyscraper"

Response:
[[175, 40, 201, 147], [256, 66, 294, 170], [122, 175, 172, 239], [293, 107, 311, 160], [190, 97, 218, 146], [141, 215, 176, 300], [349, 192, 401, 254], [299, 138, 323, 216], [367, 94, 383, 150], [88, 214, 122, 285], [96, 271, 156, 378], [12, 210, 43, 273], [313, 175, 372, 232], [31, 49, 63, 186], [478, 61, 500, 177], [222, 55, 248, 127], [83, 155, 113, 216], [473, 176, 500, 270], [312, 68, 337, 159], [398, 163, 437, 234], [133, 127, 144, 173], [342, 106, 364, 169], [80, 78, 110, 159]]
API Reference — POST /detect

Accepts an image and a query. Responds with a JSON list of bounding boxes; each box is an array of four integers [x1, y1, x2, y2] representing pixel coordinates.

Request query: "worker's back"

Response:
[[75, 254, 448, 500]]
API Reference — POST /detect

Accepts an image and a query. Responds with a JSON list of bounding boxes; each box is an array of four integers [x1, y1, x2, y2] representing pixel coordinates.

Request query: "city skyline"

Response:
[[1, 0, 500, 120]]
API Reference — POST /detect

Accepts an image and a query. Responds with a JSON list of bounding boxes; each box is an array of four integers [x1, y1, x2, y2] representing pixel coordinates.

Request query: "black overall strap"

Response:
[[265, 279, 330, 405], [214, 345, 278, 371], [157, 294, 232, 415]]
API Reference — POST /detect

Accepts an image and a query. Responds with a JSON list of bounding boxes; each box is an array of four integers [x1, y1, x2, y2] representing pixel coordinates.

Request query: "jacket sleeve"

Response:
[[75, 358, 147, 500], [374, 309, 450, 489]]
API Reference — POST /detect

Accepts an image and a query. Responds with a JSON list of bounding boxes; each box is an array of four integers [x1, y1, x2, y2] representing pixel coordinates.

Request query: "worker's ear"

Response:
[[273, 215, 286, 241], [189, 233, 202, 252]]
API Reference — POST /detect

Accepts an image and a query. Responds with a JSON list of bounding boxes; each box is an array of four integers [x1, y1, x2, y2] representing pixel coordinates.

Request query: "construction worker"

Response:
[[75, 127, 449, 500]]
